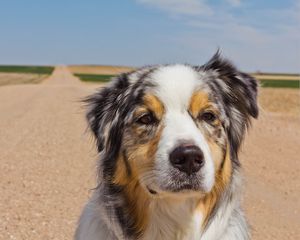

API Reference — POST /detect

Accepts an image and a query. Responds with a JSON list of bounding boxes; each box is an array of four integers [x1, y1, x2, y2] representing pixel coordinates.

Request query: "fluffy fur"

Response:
[[75, 52, 258, 240]]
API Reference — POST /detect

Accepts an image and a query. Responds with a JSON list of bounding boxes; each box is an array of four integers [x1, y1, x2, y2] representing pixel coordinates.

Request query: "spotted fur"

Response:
[[75, 52, 258, 240]]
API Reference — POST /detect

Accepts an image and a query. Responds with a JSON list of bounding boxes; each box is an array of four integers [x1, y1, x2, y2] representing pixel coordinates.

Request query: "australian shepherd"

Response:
[[75, 52, 258, 240]]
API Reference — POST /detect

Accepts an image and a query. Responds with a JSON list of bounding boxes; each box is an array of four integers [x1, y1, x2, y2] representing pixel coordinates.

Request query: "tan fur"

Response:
[[112, 135, 163, 236], [198, 144, 232, 229], [189, 91, 210, 117], [112, 151, 150, 236], [112, 95, 164, 236], [113, 94, 164, 186], [189, 91, 220, 126], [143, 94, 165, 119]]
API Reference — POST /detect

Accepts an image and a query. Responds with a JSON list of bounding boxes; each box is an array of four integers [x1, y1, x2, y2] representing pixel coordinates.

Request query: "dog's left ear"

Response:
[[198, 52, 259, 161], [84, 74, 130, 152]]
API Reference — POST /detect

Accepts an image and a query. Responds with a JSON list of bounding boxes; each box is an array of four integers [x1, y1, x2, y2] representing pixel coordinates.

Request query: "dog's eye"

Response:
[[200, 111, 217, 123], [136, 113, 156, 125]]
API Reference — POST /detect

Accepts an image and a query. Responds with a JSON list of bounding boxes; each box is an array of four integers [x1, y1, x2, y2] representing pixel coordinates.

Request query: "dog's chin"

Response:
[[164, 183, 209, 195], [145, 184, 208, 199], [141, 170, 214, 198], [145, 179, 213, 199]]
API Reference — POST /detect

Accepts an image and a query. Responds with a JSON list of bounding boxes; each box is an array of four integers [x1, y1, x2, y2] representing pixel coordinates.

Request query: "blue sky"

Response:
[[0, 0, 299, 72]]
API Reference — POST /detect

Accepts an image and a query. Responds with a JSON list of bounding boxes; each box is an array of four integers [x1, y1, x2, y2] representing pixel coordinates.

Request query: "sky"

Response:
[[0, 0, 299, 72]]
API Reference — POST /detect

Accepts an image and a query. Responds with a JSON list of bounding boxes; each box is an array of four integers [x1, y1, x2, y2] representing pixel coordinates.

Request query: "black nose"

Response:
[[169, 145, 204, 175]]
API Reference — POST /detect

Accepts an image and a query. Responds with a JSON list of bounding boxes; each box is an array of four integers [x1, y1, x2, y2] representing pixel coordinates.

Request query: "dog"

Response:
[[75, 52, 258, 240]]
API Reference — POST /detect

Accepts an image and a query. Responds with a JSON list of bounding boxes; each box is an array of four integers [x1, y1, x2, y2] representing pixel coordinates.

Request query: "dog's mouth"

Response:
[[144, 170, 209, 196], [172, 184, 194, 191], [159, 173, 208, 194], [146, 182, 202, 195], [146, 186, 158, 195]]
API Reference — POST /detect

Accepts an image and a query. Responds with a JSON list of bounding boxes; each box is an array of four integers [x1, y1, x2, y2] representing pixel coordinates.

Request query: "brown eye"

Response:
[[137, 113, 156, 125], [200, 111, 217, 123]]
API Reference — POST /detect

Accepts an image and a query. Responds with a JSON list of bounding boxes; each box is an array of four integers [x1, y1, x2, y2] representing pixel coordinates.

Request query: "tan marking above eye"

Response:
[[143, 94, 164, 119], [189, 91, 211, 117], [189, 91, 220, 125], [134, 94, 165, 121]]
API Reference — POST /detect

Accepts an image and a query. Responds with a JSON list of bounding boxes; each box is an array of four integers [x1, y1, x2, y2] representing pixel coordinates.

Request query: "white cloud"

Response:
[[136, 0, 213, 16], [135, 0, 300, 72]]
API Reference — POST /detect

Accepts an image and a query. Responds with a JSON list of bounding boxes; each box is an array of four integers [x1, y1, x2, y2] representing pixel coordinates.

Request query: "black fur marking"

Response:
[[84, 74, 130, 151], [198, 51, 258, 165], [115, 206, 139, 238]]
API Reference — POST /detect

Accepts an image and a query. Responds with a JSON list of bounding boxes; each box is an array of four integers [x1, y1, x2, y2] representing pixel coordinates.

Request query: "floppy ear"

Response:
[[84, 73, 146, 179], [84, 73, 130, 151], [200, 52, 258, 162]]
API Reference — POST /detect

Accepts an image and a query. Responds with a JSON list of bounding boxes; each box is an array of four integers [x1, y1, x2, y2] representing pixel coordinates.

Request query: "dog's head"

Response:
[[85, 52, 258, 198]]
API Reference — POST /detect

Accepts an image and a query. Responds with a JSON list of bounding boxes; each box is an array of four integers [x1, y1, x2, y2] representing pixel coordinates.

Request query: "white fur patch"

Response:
[[143, 198, 203, 240], [149, 65, 215, 193], [151, 65, 200, 111]]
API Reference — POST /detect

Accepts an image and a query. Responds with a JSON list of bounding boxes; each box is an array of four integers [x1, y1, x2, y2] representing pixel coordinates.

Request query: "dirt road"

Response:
[[0, 67, 299, 239], [0, 67, 97, 240]]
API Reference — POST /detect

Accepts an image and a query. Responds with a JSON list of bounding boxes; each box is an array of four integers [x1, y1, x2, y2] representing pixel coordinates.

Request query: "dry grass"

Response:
[[258, 88, 300, 115], [0, 73, 48, 86], [68, 65, 135, 75], [253, 74, 300, 81]]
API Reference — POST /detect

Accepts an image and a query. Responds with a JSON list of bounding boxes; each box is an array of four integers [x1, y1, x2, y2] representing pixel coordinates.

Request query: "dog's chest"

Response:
[[141, 200, 204, 240]]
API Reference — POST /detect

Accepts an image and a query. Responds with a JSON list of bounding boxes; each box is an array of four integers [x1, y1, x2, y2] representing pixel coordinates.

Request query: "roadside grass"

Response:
[[0, 65, 54, 74], [259, 80, 299, 89], [74, 73, 115, 82], [0, 65, 54, 86], [76, 73, 300, 89], [0, 73, 49, 86]]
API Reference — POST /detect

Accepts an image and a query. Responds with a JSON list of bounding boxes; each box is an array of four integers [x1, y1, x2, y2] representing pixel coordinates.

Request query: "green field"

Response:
[[0, 65, 54, 74], [74, 73, 115, 82], [259, 80, 300, 88]]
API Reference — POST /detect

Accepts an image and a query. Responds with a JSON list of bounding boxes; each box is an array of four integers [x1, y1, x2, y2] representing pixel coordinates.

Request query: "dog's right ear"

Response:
[[84, 74, 130, 152]]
